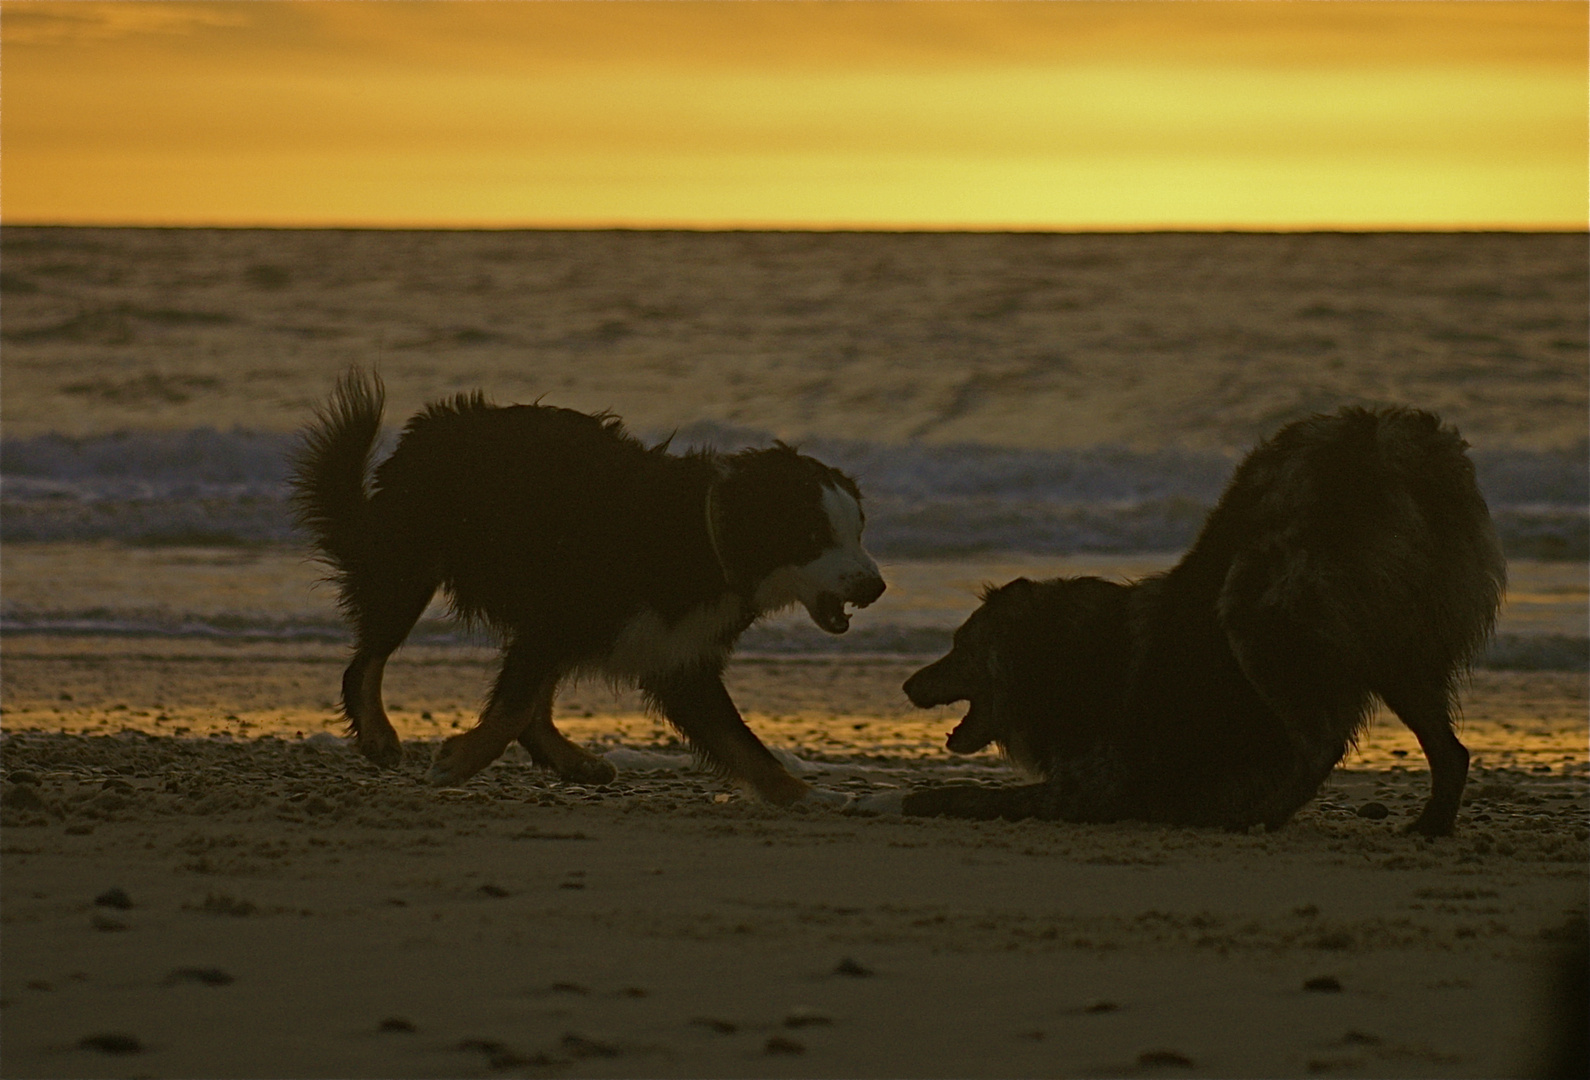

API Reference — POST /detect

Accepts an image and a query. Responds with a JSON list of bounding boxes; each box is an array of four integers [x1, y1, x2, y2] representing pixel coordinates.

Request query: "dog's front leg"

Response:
[[430, 640, 561, 787], [644, 668, 811, 806]]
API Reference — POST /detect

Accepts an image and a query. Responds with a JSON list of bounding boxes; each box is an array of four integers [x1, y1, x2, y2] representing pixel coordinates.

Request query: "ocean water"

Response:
[[2, 228, 1585, 670]]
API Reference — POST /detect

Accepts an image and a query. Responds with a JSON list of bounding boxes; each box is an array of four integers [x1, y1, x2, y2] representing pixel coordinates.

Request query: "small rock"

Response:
[[8, 770, 39, 785], [691, 1017, 737, 1034], [456, 1038, 506, 1054], [764, 1035, 805, 1055], [90, 915, 127, 932], [561, 1033, 619, 1058], [2, 783, 48, 813], [162, 967, 233, 987], [785, 1008, 833, 1028], [477, 883, 510, 898], [1138, 1049, 1195, 1067], [1342, 1030, 1382, 1045], [1356, 802, 1390, 820], [94, 887, 133, 910], [92, 792, 128, 812], [199, 894, 257, 917], [549, 981, 589, 995], [833, 956, 873, 977], [378, 1017, 416, 1033], [1313, 931, 1354, 951], [1084, 1000, 1121, 1014], [1304, 976, 1344, 993], [78, 1033, 143, 1055]]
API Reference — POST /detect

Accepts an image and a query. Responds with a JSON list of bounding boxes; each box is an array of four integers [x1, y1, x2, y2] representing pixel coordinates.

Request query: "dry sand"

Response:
[[2, 645, 1586, 1079]]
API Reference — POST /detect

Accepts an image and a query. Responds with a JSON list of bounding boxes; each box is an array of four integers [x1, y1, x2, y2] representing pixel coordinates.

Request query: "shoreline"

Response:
[[2, 635, 1585, 772]]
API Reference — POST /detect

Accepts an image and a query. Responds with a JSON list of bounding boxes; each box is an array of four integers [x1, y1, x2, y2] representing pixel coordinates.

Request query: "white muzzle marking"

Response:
[[755, 485, 882, 633]]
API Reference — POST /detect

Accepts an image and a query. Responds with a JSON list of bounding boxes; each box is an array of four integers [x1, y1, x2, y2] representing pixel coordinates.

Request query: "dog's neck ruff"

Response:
[[704, 478, 731, 586]]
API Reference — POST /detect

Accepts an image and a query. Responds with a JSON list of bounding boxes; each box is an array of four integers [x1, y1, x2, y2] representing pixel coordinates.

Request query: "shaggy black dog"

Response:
[[292, 370, 885, 804], [902, 407, 1505, 836]]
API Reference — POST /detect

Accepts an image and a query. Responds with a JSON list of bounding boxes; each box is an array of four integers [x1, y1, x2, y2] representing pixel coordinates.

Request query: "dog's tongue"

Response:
[[810, 594, 851, 634]]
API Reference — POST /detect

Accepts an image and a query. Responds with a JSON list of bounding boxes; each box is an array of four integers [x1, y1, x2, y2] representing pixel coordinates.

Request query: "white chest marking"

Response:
[[597, 594, 743, 680]]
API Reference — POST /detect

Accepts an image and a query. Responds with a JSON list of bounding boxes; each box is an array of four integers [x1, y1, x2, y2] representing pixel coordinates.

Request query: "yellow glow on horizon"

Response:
[[3, 1, 1585, 230]]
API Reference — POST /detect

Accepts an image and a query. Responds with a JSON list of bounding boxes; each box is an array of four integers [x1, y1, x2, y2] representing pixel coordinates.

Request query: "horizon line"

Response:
[[5, 219, 1585, 235]]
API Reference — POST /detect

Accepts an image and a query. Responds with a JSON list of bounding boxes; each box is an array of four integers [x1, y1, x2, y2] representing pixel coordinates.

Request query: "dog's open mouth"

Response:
[[809, 592, 852, 634], [946, 702, 997, 754]]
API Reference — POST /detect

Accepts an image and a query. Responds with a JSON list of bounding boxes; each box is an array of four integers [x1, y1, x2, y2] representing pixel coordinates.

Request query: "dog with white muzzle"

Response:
[[292, 370, 885, 805]]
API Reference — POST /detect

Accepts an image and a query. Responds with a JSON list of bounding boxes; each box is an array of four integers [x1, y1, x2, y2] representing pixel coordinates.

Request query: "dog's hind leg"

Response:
[[341, 570, 438, 769], [1379, 679, 1468, 837], [429, 637, 562, 787], [643, 669, 810, 806], [516, 681, 618, 786]]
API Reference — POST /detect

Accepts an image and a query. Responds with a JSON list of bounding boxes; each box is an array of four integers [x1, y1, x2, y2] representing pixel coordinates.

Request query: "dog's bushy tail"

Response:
[[290, 369, 384, 581]]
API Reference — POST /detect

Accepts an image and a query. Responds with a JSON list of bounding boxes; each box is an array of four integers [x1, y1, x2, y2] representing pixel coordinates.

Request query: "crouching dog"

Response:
[[292, 369, 885, 805], [902, 406, 1504, 836]]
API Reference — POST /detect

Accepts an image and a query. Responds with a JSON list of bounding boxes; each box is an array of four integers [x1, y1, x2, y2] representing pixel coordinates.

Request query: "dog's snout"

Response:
[[850, 573, 886, 608], [904, 658, 959, 708], [902, 670, 930, 707]]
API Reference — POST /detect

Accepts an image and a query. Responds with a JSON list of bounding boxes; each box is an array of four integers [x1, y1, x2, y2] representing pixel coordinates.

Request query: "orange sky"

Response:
[[3, 1, 1585, 230]]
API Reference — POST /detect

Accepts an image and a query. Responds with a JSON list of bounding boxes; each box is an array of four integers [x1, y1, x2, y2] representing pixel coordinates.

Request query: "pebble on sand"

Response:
[[833, 956, 873, 977], [162, 967, 234, 987], [78, 1033, 143, 1055], [1137, 1049, 1195, 1067]]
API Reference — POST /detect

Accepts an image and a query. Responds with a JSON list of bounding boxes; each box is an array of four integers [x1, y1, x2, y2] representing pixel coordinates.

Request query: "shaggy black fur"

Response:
[[902, 407, 1506, 836], [291, 369, 884, 803]]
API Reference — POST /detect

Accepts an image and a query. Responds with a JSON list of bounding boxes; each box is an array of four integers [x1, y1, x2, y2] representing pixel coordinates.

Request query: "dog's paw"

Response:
[[355, 733, 405, 770], [428, 735, 495, 788], [797, 787, 852, 809], [1402, 815, 1456, 838], [557, 756, 618, 787], [845, 790, 906, 816]]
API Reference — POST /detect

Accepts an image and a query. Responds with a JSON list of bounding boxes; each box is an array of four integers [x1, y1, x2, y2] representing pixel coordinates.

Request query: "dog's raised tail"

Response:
[[290, 368, 385, 576]]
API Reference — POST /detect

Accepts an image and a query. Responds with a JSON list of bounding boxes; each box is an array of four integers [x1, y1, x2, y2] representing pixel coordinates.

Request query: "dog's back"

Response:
[[1141, 407, 1504, 828], [1213, 407, 1505, 690]]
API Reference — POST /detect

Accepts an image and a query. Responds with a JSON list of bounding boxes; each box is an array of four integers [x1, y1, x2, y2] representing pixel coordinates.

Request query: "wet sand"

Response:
[[2, 644, 1586, 1078]]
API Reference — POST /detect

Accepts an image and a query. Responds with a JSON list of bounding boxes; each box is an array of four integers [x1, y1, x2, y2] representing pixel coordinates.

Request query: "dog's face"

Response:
[[902, 578, 1037, 753], [905, 575, 1131, 763], [714, 445, 886, 634]]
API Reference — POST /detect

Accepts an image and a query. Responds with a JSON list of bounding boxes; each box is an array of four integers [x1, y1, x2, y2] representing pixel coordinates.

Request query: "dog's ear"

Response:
[[708, 447, 831, 587], [981, 576, 1039, 609]]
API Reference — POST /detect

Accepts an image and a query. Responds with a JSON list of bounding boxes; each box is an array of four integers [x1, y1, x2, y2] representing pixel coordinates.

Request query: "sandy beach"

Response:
[[2, 644, 1585, 1079], [2, 227, 1584, 1077]]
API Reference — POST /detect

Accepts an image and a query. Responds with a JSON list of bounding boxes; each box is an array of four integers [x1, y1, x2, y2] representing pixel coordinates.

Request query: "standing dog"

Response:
[[292, 370, 885, 804], [902, 407, 1504, 836]]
